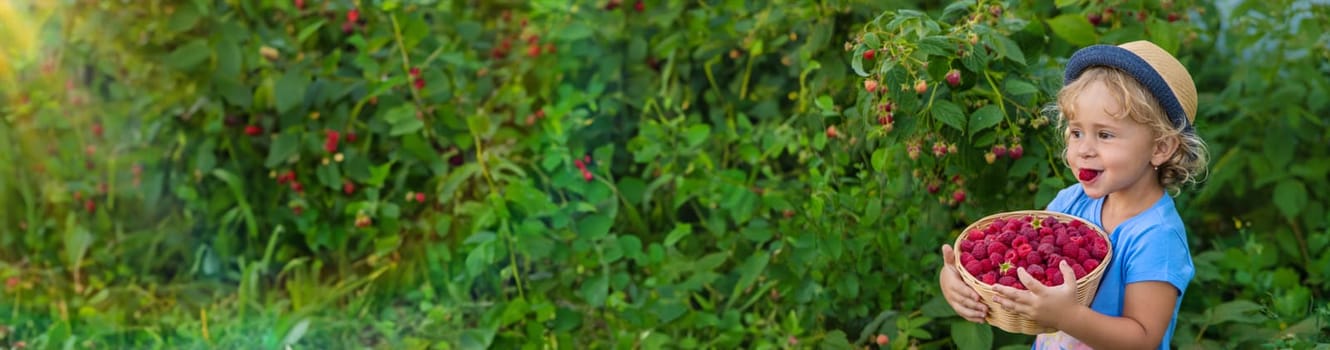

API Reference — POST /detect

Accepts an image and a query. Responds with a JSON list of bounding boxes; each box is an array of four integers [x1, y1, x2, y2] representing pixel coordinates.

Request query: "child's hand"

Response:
[[939, 244, 988, 323], [991, 261, 1079, 329]]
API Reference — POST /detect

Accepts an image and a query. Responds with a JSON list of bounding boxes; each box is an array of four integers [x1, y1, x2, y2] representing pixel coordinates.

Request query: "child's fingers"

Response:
[[1059, 261, 1076, 287], [1016, 267, 1046, 292], [940, 245, 957, 266]]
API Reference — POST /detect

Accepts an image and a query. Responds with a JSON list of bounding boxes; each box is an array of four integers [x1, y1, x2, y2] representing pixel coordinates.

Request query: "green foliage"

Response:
[[1, 0, 1327, 349]]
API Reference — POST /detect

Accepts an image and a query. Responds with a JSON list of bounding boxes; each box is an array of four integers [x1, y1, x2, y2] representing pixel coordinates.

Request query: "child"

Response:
[[937, 40, 1208, 349]]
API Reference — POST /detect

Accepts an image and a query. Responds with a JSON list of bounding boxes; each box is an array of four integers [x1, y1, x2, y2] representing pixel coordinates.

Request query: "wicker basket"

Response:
[[952, 210, 1113, 335]]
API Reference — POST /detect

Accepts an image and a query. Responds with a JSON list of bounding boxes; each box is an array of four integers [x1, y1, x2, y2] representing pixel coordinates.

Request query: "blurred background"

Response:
[[1, 0, 1327, 349]]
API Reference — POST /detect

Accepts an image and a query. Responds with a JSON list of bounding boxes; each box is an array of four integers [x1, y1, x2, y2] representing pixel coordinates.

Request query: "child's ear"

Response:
[[1152, 134, 1181, 167]]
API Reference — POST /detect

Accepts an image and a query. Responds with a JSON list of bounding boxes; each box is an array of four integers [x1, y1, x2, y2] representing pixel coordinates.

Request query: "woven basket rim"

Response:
[[952, 210, 1114, 335]]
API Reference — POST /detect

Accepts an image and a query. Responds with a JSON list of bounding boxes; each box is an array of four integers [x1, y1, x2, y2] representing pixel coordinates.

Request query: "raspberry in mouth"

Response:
[[1078, 169, 1102, 182]]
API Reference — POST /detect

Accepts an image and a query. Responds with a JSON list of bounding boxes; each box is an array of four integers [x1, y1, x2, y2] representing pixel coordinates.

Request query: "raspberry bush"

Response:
[[1, 0, 1327, 349]]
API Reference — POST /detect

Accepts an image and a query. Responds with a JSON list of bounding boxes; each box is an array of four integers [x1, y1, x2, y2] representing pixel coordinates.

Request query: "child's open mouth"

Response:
[[1078, 168, 1102, 182]]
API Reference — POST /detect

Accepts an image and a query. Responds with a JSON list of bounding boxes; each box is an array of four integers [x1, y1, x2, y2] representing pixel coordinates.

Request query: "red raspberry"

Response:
[[343, 181, 356, 195], [1004, 250, 1018, 264], [416, 192, 426, 203], [1047, 271, 1064, 286], [1082, 259, 1100, 272], [979, 258, 993, 273], [982, 272, 998, 285], [1062, 243, 1082, 259], [998, 276, 1018, 287], [1090, 242, 1109, 260], [1047, 256, 1066, 270], [1070, 220, 1083, 228], [998, 232, 1016, 245], [1072, 264, 1088, 279], [959, 239, 975, 252], [1012, 236, 1029, 248], [964, 260, 983, 275], [1038, 227, 1053, 236], [989, 253, 1002, 264], [1040, 235, 1056, 246], [244, 125, 262, 136], [1037, 243, 1056, 256], [1025, 251, 1043, 266], [1027, 264, 1045, 277], [972, 245, 988, 259], [960, 252, 976, 265], [1055, 234, 1070, 246], [1015, 243, 1033, 258], [968, 230, 986, 241], [987, 242, 1008, 255]]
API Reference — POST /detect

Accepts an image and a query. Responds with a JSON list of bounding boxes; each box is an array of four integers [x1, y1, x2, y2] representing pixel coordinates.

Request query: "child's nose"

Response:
[[1076, 139, 1097, 157]]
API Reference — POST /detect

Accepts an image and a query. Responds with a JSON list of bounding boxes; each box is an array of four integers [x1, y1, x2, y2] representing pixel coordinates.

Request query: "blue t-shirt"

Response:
[[1031, 183, 1195, 350]]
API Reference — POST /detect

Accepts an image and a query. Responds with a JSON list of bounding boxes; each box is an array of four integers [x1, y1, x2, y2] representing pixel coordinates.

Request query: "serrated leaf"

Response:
[[951, 322, 993, 350], [298, 20, 327, 44], [581, 272, 608, 307], [852, 52, 869, 77], [1206, 300, 1267, 325], [1004, 78, 1039, 96], [684, 124, 711, 148], [863, 33, 881, 49], [275, 71, 308, 114], [969, 105, 1003, 137], [1147, 19, 1179, 54], [1047, 14, 1097, 46], [578, 214, 612, 241], [166, 40, 210, 71], [932, 100, 966, 132], [871, 148, 888, 171], [1273, 180, 1308, 220], [992, 35, 1026, 65], [265, 133, 300, 168]]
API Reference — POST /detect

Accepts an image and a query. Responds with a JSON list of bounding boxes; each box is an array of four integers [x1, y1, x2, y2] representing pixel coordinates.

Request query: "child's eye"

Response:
[[1098, 131, 1113, 139], [1070, 130, 1082, 138]]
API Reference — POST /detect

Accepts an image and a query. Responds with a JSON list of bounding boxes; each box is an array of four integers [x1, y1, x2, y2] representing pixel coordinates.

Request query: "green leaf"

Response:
[[727, 251, 769, 306], [852, 51, 869, 77], [992, 35, 1026, 65], [951, 322, 993, 350], [298, 20, 327, 44], [1004, 78, 1039, 96], [1046, 14, 1097, 46], [167, 5, 201, 33], [265, 133, 300, 168], [1054, 0, 1084, 8], [684, 124, 711, 148], [578, 214, 612, 241], [580, 272, 609, 307], [968, 105, 1003, 137], [1273, 180, 1308, 220], [385, 105, 424, 136], [818, 330, 851, 350], [871, 148, 888, 171], [215, 40, 241, 78], [275, 71, 308, 114], [166, 40, 211, 71], [343, 153, 372, 183], [932, 100, 966, 132], [1147, 19, 1179, 54], [664, 223, 691, 247], [863, 33, 881, 49], [281, 319, 311, 347], [1205, 300, 1267, 325]]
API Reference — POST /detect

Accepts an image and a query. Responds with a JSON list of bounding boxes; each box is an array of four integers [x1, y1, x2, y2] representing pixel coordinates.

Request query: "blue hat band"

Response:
[[1063, 45, 1193, 134]]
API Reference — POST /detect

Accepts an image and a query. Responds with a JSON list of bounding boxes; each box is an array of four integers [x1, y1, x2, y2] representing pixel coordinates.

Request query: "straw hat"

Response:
[[1063, 40, 1198, 134]]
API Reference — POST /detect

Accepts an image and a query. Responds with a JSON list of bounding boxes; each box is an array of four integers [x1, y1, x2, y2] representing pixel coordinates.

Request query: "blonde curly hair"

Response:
[[1046, 66, 1209, 193]]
